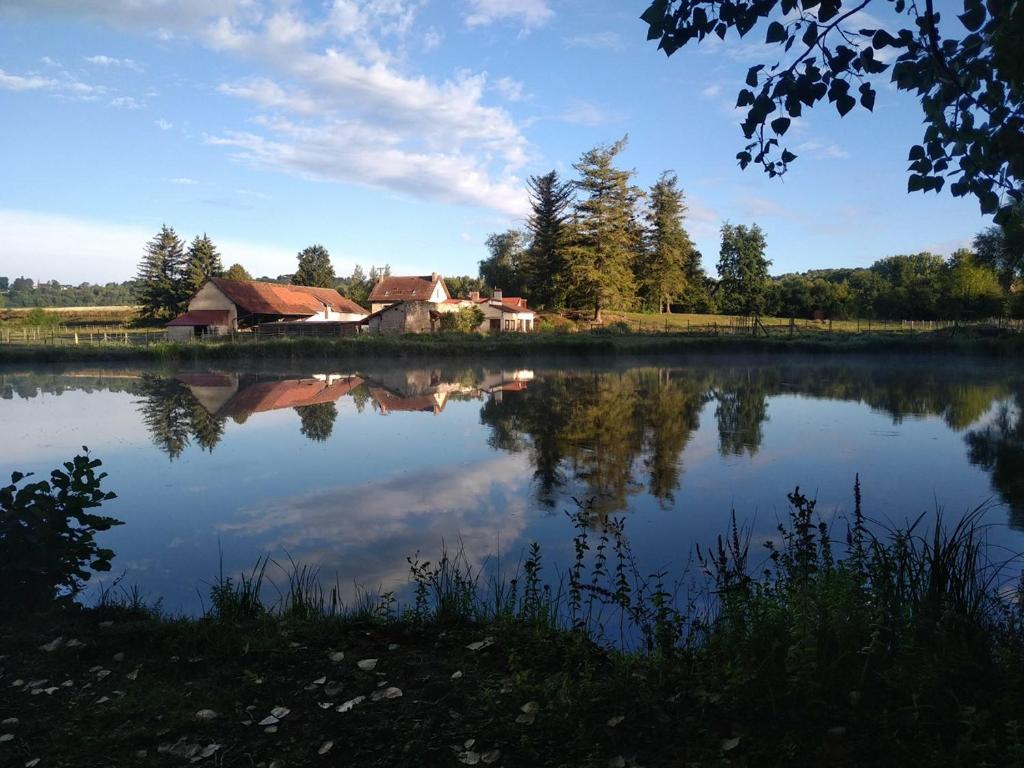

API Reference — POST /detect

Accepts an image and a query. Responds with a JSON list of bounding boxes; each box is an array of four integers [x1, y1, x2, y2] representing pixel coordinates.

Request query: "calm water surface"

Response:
[[3, 355, 1023, 613]]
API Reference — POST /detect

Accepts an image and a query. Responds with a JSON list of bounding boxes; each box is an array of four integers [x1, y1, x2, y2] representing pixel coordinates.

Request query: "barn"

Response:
[[167, 278, 367, 340]]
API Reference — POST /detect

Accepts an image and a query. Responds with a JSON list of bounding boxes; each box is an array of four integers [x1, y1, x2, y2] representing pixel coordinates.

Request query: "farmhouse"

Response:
[[367, 273, 450, 313], [167, 278, 367, 340], [442, 289, 537, 333]]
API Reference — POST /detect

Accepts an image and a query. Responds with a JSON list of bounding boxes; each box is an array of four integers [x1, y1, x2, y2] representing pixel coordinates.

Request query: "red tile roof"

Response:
[[368, 275, 449, 303], [166, 310, 232, 326], [209, 278, 365, 316], [218, 376, 364, 417]]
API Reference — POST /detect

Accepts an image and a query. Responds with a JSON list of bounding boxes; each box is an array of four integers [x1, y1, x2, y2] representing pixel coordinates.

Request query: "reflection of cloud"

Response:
[[217, 455, 533, 599]]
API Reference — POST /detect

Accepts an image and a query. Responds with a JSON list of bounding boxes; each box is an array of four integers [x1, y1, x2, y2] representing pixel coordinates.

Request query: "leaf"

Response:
[[907, 174, 926, 193], [745, 65, 764, 87], [836, 93, 856, 116], [736, 89, 755, 108], [859, 83, 876, 111], [765, 21, 787, 44], [770, 117, 791, 135], [958, 1, 985, 32], [781, 149, 798, 163]]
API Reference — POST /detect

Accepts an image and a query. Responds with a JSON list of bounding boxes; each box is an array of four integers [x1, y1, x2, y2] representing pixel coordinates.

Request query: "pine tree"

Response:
[[135, 225, 185, 319], [181, 233, 223, 301], [346, 264, 370, 306], [293, 244, 336, 288], [225, 263, 252, 281], [562, 138, 641, 321], [522, 170, 574, 308], [637, 172, 697, 313], [717, 223, 772, 316]]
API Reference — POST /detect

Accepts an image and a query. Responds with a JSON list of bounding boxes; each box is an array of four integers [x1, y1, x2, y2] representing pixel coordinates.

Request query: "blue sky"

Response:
[[0, 0, 985, 284]]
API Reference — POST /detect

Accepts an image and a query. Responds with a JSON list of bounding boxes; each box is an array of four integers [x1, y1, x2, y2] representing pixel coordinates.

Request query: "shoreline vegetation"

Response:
[[2, 324, 1024, 364], [3, 454, 1024, 766]]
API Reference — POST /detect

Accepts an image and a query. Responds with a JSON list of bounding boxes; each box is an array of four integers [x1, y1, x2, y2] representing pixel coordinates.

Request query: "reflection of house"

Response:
[[440, 289, 537, 333], [177, 373, 363, 419], [368, 274, 450, 313], [167, 278, 368, 340], [368, 386, 449, 415]]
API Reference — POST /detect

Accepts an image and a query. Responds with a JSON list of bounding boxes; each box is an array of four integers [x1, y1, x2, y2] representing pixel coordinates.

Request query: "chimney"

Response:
[[469, 290, 480, 302], [493, 288, 503, 301], [431, 272, 439, 282]]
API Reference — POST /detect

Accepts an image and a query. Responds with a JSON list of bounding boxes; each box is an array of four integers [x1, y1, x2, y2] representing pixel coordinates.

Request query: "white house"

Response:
[[367, 273, 450, 313]]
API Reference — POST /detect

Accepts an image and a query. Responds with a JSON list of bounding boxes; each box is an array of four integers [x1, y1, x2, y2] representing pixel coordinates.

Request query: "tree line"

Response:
[[472, 138, 1023, 321]]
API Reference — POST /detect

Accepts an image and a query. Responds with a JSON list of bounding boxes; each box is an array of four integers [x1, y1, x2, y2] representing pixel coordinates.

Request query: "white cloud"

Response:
[[422, 27, 443, 51], [85, 54, 142, 71], [556, 99, 619, 126], [563, 32, 623, 51], [796, 140, 851, 159], [169, 177, 199, 185], [0, 208, 299, 283], [5, 0, 534, 217], [492, 76, 526, 102], [155, 118, 173, 130], [0, 69, 54, 91], [701, 83, 722, 98], [464, 0, 553, 30], [109, 95, 142, 108]]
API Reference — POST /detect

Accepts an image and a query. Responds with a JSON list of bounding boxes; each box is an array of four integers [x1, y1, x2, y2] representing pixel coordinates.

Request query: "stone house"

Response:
[[360, 300, 439, 335], [367, 273, 450, 313]]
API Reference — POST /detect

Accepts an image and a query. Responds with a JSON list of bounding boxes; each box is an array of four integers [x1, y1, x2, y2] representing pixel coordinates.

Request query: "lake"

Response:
[[2, 354, 1023, 615]]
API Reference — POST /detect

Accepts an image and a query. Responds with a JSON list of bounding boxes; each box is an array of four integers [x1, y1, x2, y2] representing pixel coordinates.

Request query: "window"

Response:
[[504, 319, 512, 331]]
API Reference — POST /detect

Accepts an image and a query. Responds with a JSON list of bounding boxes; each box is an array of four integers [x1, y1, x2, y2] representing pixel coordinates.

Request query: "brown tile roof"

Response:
[[368, 386, 446, 415], [218, 376, 364, 417], [368, 275, 449, 303], [209, 278, 365, 316], [166, 309, 232, 326]]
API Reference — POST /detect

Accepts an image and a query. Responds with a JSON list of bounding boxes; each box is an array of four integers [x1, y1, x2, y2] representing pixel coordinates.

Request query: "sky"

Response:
[[0, 0, 987, 284]]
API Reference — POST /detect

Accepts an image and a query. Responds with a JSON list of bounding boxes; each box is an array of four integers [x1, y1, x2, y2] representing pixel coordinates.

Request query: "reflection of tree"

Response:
[[350, 383, 372, 414], [479, 369, 709, 516], [714, 386, 770, 457], [135, 376, 227, 459], [965, 392, 1024, 529], [135, 377, 199, 460], [296, 402, 338, 443]]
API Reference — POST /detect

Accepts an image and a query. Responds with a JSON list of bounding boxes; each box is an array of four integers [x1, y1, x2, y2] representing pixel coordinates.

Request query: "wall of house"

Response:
[[476, 303, 536, 333], [367, 301, 435, 334], [300, 309, 367, 322], [167, 326, 195, 343], [429, 281, 448, 303], [187, 283, 238, 329]]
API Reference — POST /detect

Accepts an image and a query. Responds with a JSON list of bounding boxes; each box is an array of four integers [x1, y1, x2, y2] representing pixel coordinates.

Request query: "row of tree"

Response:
[[0, 277, 136, 309], [475, 138, 1023, 321]]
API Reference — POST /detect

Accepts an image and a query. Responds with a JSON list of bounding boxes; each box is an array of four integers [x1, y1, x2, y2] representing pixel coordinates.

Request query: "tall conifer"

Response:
[[135, 225, 185, 319], [522, 170, 574, 308], [293, 244, 336, 288], [182, 233, 223, 301]]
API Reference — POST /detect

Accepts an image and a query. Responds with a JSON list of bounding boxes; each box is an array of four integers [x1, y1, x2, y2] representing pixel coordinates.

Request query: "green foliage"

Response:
[[635, 171, 701, 312], [562, 137, 641, 321], [717, 222, 772, 315], [295, 402, 337, 442], [22, 307, 59, 327], [0, 449, 121, 616], [134, 224, 186, 319], [444, 275, 487, 299], [293, 244, 336, 288], [439, 306, 485, 333], [522, 170, 574, 308], [1, 278, 137, 308], [181, 233, 224, 299], [224, 263, 252, 282], [478, 230, 527, 296], [641, 0, 1024, 219], [974, 201, 1024, 290]]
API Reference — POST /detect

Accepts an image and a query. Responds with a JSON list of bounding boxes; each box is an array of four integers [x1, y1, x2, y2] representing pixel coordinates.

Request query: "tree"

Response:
[[942, 249, 1005, 320], [637, 172, 696, 313], [224, 263, 252, 281], [135, 225, 185, 319], [293, 244, 336, 288], [181, 233, 223, 301], [640, 0, 1024, 220], [346, 264, 371, 306], [563, 137, 641, 321], [445, 275, 487, 299], [973, 202, 1024, 291], [479, 230, 527, 296], [717, 223, 771, 316], [522, 170, 574, 307]]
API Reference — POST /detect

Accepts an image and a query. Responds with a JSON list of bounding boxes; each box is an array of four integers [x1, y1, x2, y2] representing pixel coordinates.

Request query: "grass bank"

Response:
[[2, 326, 1024, 365], [4, 485, 1024, 767]]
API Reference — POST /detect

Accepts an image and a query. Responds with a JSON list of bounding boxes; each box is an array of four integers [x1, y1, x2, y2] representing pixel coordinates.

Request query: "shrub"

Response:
[[22, 307, 59, 327], [0, 449, 121, 616], [439, 306, 485, 333]]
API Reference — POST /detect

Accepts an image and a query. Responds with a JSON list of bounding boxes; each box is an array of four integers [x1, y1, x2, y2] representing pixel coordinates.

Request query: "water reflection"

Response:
[[3, 359, 1024, 528]]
